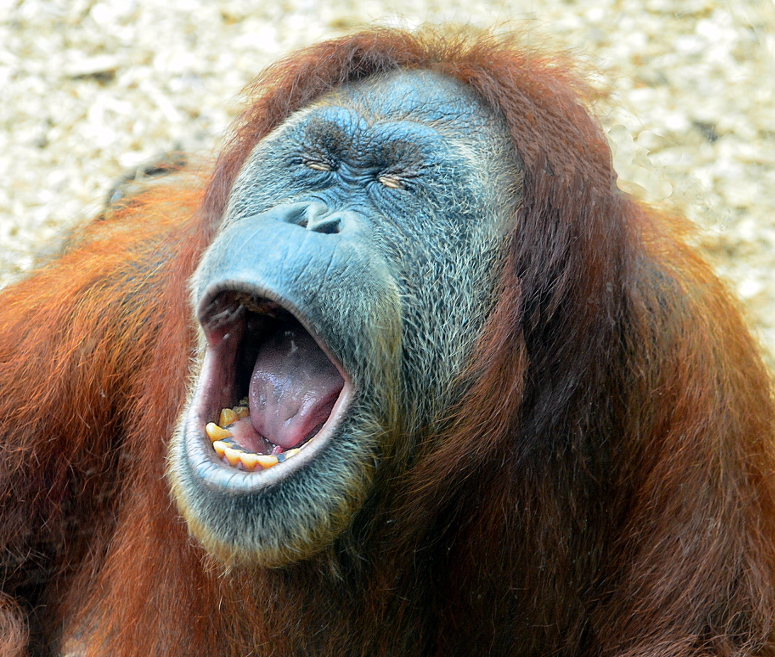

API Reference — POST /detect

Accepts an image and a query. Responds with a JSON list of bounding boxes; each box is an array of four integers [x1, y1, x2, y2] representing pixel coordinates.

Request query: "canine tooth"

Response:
[[239, 453, 260, 471], [233, 405, 250, 419], [256, 455, 279, 469], [219, 408, 238, 427], [206, 422, 232, 441], [212, 441, 228, 457], [223, 447, 242, 467]]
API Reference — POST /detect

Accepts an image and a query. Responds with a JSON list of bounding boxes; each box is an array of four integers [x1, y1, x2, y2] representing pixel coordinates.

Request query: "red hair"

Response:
[[198, 27, 775, 656], [0, 27, 772, 657]]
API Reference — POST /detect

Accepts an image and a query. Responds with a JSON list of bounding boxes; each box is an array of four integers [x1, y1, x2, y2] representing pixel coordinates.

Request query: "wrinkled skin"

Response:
[[168, 70, 519, 566]]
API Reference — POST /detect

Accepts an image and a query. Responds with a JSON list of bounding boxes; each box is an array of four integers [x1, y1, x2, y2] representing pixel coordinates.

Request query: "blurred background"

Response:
[[1, 0, 773, 362]]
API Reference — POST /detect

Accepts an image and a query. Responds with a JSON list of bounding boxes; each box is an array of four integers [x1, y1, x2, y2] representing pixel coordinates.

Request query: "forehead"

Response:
[[310, 69, 499, 135]]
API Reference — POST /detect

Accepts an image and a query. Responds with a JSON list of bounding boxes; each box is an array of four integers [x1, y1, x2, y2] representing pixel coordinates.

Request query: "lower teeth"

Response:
[[207, 405, 307, 471]]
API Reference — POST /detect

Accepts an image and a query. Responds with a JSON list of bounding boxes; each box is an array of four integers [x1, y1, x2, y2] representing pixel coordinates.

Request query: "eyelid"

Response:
[[378, 164, 425, 189], [301, 155, 335, 172], [377, 174, 402, 189], [307, 161, 333, 172]]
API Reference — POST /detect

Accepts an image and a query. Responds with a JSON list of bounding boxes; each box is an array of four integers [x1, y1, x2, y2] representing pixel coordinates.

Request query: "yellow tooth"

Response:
[[233, 405, 250, 419], [219, 408, 238, 427], [239, 453, 261, 471], [284, 448, 300, 459], [223, 447, 242, 467], [256, 455, 279, 469], [206, 422, 233, 441], [212, 441, 228, 457]]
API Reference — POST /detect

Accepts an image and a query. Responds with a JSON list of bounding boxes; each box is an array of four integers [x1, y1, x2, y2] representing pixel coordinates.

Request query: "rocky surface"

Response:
[[1, 0, 773, 363]]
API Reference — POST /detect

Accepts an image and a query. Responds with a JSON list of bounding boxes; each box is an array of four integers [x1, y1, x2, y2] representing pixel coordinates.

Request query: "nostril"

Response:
[[272, 202, 346, 234], [308, 216, 341, 234], [303, 205, 342, 234]]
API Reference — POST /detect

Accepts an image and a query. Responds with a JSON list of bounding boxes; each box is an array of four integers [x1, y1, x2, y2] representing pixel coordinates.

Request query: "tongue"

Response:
[[249, 325, 344, 450]]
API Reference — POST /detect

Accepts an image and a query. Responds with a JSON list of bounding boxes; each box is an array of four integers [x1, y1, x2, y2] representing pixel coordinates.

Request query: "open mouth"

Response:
[[195, 291, 352, 474]]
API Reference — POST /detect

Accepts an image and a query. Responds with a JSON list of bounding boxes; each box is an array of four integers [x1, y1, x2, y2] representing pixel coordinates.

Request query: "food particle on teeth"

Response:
[[205, 422, 233, 441], [219, 408, 238, 427]]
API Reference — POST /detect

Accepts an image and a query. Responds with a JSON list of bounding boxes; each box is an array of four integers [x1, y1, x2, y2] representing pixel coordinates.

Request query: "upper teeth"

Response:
[[205, 422, 233, 441]]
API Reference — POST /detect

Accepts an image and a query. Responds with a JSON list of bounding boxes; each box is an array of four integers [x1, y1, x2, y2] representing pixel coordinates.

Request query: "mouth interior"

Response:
[[201, 294, 345, 468]]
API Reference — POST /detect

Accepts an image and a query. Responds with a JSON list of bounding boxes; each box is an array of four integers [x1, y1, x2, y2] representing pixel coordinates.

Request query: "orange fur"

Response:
[[1, 28, 774, 656]]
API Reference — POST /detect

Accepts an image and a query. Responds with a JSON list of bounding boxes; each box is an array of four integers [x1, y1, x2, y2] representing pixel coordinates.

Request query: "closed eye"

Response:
[[302, 157, 335, 172], [377, 167, 423, 190], [377, 174, 402, 189]]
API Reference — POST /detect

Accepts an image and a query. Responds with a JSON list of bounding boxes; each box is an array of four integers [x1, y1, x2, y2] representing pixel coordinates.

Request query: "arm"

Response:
[[0, 176, 204, 648]]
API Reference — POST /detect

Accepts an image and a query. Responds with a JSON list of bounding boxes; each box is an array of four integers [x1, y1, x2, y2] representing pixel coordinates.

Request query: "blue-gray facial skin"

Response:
[[168, 69, 520, 567]]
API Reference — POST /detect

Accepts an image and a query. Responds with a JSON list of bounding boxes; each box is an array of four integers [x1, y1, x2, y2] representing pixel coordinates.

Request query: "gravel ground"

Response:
[[1, 0, 774, 364]]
